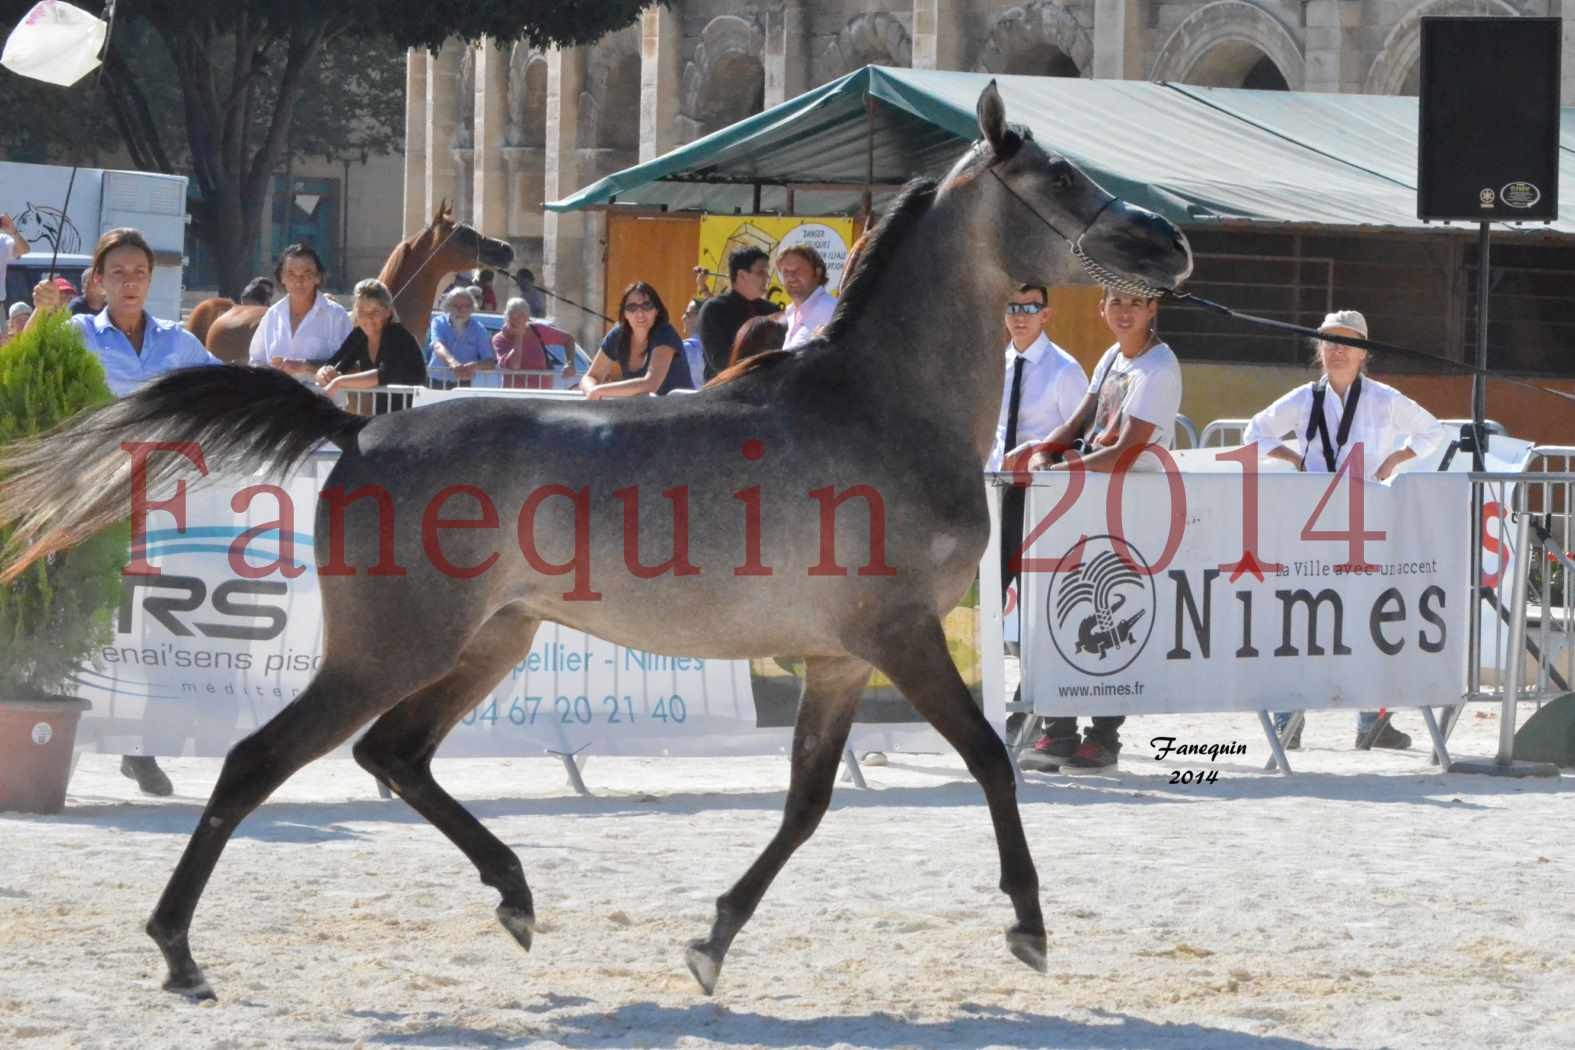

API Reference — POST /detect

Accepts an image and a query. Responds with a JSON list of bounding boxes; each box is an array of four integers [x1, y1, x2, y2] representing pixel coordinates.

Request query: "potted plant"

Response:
[[0, 309, 126, 814]]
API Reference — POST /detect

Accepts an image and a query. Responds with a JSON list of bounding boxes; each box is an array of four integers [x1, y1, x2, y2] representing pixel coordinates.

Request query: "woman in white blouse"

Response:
[[1245, 309, 1445, 751], [1244, 309, 1445, 481], [247, 243, 353, 376]]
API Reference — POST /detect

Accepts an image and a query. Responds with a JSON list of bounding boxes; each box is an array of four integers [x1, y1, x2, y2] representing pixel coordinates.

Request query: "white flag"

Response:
[[1, 1, 108, 87]]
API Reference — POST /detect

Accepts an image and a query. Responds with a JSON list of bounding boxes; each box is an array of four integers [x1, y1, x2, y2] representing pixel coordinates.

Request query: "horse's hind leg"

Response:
[[686, 653, 870, 994], [352, 607, 542, 951], [851, 613, 1047, 973], [146, 666, 399, 1000]]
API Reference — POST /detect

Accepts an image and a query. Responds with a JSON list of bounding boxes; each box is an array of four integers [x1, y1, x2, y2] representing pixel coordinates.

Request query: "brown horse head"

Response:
[[379, 199, 513, 346]]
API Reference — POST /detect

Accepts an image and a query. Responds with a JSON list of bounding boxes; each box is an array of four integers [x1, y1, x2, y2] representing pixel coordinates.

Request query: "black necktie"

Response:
[[1003, 354, 1026, 453]]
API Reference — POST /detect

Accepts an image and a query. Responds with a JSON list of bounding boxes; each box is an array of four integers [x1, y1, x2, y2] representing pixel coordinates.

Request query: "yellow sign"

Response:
[[697, 215, 857, 302]]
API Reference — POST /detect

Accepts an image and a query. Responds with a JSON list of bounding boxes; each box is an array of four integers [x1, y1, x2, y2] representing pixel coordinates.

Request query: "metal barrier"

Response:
[[1199, 418, 1250, 448], [1455, 464, 1575, 771], [1171, 413, 1199, 449], [426, 365, 574, 390]]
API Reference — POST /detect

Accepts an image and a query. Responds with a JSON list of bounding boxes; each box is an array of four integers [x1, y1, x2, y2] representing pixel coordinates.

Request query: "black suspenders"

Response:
[[1299, 376, 1362, 472]]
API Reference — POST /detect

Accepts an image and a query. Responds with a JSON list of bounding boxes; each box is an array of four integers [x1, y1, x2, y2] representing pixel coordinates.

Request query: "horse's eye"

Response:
[[1049, 165, 1074, 191]]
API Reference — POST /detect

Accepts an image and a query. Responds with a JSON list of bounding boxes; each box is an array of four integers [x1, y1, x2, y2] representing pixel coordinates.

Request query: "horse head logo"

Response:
[[15, 203, 82, 255], [1048, 537, 1156, 677]]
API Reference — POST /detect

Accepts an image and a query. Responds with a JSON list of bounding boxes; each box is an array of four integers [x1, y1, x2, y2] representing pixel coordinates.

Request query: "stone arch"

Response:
[[974, 2, 1092, 78], [823, 12, 913, 76], [1365, 0, 1520, 96], [681, 15, 767, 139], [581, 28, 641, 155], [507, 45, 548, 148], [1150, 1, 1303, 88]]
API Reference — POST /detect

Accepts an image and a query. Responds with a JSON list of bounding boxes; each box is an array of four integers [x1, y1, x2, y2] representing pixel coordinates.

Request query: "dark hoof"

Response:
[[1007, 926, 1048, 973], [685, 938, 723, 995], [496, 903, 537, 952], [162, 971, 216, 1001], [121, 755, 174, 797]]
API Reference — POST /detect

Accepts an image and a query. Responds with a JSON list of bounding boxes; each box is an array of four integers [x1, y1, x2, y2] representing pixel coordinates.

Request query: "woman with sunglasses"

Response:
[[580, 282, 694, 399]]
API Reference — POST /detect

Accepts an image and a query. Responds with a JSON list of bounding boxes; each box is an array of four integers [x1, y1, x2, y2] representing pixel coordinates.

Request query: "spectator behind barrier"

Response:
[[727, 316, 787, 369], [1245, 309, 1446, 753], [697, 246, 777, 382], [679, 298, 706, 390], [581, 281, 693, 399], [476, 269, 497, 311], [316, 278, 427, 400], [429, 286, 494, 385], [238, 278, 275, 306], [5, 300, 31, 341], [493, 296, 577, 389], [247, 243, 351, 376], [777, 244, 834, 349], [67, 266, 106, 316], [1020, 286, 1183, 774], [513, 267, 547, 318]]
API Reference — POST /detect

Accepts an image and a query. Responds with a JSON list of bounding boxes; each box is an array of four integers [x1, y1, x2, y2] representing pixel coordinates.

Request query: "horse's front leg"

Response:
[[685, 653, 870, 994], [851, 612, 1047, 972]]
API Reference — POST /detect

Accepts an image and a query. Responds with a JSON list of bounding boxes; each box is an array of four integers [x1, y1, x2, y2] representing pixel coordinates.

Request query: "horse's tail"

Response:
[[0, 366, 369, 583]]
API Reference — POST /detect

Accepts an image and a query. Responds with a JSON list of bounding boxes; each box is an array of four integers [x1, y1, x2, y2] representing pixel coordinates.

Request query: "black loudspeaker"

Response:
[[1417, 17, 1561, 222]]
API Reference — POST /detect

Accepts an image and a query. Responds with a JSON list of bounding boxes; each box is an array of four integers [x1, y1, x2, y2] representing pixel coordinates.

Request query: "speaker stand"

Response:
[[1469, 221, 1490, 473]]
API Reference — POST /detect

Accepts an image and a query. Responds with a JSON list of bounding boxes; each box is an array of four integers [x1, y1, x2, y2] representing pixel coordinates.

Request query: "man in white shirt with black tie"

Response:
[[988, 284, 1087, 737]]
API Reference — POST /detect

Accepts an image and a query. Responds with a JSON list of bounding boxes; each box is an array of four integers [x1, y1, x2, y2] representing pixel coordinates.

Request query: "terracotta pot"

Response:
[[0, 697, 91, 814]]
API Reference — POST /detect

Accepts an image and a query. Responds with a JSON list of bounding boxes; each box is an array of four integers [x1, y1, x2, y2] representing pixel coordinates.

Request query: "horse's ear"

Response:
[[432, 199, 449, 227], [977, 80, 1007, 155]]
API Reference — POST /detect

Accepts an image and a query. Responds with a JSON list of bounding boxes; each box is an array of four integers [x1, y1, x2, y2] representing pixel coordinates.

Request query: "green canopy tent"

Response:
[[548, 65, 1575, 236]]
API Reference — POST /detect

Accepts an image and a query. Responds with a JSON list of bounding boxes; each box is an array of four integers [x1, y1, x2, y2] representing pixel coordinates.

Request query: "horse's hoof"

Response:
[[162, 972, 216, 1001], [685, 939, 723, 995], [1007, 926, 1048, 973], [496, 903, 537, 952]]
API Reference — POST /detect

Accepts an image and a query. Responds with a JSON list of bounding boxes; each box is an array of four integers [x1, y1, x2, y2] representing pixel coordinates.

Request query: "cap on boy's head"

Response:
[[1318, 309, 1368, 340]]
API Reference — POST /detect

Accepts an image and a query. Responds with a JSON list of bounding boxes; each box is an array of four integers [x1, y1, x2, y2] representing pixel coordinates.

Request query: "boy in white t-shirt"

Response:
[[1021, 289, 1183, 773]]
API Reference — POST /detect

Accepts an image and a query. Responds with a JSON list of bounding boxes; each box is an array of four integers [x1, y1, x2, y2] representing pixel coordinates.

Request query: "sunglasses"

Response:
[[1005, 302, 1045, 316], [624, 300, 657, 313]]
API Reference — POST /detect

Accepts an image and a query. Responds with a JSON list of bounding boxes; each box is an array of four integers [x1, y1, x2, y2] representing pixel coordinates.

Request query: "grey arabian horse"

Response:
[[0, 83, 1191, 1000]]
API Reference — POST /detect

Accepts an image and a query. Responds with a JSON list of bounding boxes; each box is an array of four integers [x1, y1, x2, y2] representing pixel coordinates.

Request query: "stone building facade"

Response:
[[403, 0, 1575, 347]]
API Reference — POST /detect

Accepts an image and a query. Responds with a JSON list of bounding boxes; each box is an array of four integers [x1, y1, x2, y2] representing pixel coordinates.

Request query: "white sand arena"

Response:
[[2, 705, 1571, 1050]]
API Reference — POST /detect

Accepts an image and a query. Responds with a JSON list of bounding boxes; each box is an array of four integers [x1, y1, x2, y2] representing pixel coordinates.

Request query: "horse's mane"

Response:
[[819, 178, 937, 343], [703, 177, 937, 389]]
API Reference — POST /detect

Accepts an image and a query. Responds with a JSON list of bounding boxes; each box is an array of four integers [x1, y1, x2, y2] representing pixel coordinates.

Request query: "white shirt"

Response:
[[1083, 341, 1183, 452], [247, 292, 353, 366], [1244, 376, 1446, 478], [782, 285, 836, 349], [0, 233, 16, 299], [986, 333, 1087, 471]]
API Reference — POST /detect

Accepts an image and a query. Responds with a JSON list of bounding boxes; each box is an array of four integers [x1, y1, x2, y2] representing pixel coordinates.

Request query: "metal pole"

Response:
[[1471, 222, 1490, 469], [1495, 508, 1532, 764], [862, 95, 875, 225]]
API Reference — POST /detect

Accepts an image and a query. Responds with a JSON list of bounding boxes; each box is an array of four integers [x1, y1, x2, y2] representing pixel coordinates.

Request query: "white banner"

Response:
[[1019, 467, 1470, 716], [71, 453, 991, 758]]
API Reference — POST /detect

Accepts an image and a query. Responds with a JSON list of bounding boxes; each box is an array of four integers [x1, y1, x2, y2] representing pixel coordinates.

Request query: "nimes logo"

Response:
[[1049, 535, 1156, 677]]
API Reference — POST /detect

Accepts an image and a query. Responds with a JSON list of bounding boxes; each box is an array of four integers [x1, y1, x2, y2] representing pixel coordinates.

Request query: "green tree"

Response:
[[0, 1, 655, 295], [0, 311, 126, 702]]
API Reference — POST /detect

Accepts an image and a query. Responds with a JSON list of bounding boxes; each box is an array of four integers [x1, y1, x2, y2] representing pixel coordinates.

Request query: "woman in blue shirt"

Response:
[[428, 287, 493, 385], [580, 282, 693, 399], [29, 227, 219, 399]]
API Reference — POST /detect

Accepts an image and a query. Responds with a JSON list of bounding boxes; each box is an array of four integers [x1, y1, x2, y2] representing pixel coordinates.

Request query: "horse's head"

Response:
[[943, 82, 1192, 298], [412, 200, 514, 278]]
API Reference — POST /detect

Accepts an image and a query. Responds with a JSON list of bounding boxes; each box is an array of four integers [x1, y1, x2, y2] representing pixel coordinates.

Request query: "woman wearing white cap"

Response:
[[1244, 309, 1446, 750]]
